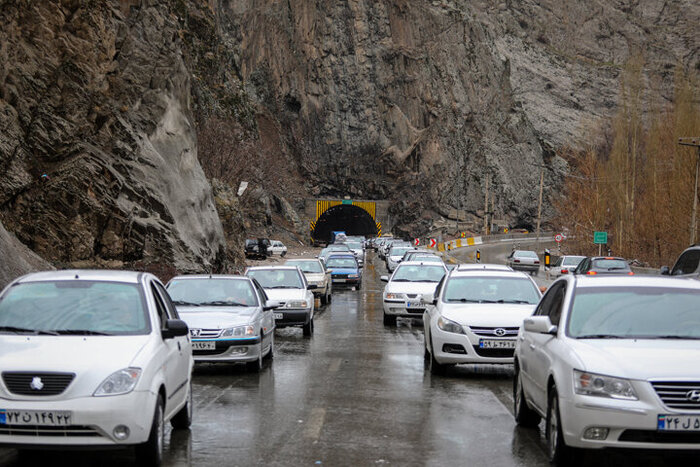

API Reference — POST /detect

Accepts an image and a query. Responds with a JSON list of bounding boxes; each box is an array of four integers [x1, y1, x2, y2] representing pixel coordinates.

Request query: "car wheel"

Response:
[[383, 313, 396, 326], [327, 289, 332, 303], [136, 395, 164, 467], [429, 337, 448, 376], [320, 293, 327, 306], [170, 382, 193, 429], [265, 332, 274, 360], [245, 342, 263, 372], [513, 365, 540, 427], [546, 386, 576, 466], [303, 318, 314, 337]]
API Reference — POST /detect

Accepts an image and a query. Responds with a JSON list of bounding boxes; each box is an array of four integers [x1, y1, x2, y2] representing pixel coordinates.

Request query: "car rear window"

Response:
[[0, 281, 150, 335], [286, 260, 323, 273], [167, 279, 258, 307], [591, 259, 629, 271], [515, 251, 538, 258], [325, 258, 357, 268], [246, 269, 303, 289]]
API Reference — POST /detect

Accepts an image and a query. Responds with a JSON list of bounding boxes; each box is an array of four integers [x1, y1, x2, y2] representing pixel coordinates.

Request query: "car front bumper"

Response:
[[0, 390, 156, 447], [383, 300, 425, 318], [431, 327, 515, 364], [192, 337, 262, 363], [559, 390, 700, 450]]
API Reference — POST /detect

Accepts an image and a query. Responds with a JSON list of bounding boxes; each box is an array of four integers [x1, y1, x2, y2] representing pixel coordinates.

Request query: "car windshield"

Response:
[[443, 277, 540, 304], [591, 259, 629, 270], [568, 286, 700, 339], [326, 258, 357, 268], [515, 251, 538, 258], [390, 247, 413, 257], [392, 265, 446, 282], [346, 242, 362, 250], [167, 279, 258, 308], [247, 269, 303, 289], [562, 257, 584, 266], [0, 281, 149, 336], [286, 260, 323, 273]]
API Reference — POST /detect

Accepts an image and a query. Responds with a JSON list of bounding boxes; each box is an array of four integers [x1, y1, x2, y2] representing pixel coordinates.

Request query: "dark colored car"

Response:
[[573, 256, 633, 275], [245, 238, 271, 259], [325, 254, 362, 289], [661, 245, 700, 277]]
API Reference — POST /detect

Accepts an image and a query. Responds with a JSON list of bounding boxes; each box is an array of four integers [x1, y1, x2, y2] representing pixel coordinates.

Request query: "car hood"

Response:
[[264, 288, 309, 301], [177, 306, 258, 329], [568, 339, 700, 380], [0, 334, 151, 375], [304, 273, 326, 282], [441, 304, 536, 327], [386, 282, 439, 298]]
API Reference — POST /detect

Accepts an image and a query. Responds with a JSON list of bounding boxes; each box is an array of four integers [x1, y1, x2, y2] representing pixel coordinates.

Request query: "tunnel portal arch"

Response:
[[312, 204, 378, 244]]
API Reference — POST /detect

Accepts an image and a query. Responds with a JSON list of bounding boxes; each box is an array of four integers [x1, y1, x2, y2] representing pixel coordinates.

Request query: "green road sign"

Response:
[[342, 199, 353, 205], [593, 231, 608, 244]]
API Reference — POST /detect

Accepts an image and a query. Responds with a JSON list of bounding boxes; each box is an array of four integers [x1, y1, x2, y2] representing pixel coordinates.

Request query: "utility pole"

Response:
[[484, 175, 489, 235], [680, 138, 700, 245], [535, 169, 544, 251]]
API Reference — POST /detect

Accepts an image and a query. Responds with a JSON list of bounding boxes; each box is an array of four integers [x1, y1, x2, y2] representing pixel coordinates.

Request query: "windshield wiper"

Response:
[[606, 267, 629, 271], [0, 326, 59, 335], [198, 300, 247, 307], [446, 298, 480, 303], [498, 299, 532, 304], [51, 329, 114, 336], [576, 334, 626, 339], [266, 285, 299, 289], [391, 279, 412, 282], [172, 300, 200, 307], [645, 335, 700, 340]]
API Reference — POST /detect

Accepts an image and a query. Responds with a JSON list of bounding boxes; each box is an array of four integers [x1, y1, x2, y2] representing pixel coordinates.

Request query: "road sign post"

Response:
[[593, 231, 608, 256], [476, 249, 481, 263]]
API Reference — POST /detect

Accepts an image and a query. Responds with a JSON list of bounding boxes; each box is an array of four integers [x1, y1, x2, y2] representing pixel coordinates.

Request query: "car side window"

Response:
[[534, 284, 557, 316], [150, 283, 170, 329], [671, 250, 700, 275], [546, 283, 566, 327], [434, 276, 446, 300], [574, 258, 588, 274], [253, 281, 267, 306], [154, 282, 179, 320]]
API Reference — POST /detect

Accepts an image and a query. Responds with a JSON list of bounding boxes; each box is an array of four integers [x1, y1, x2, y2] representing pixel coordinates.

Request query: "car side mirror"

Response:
[[524, 316, 557, 335], [660, 266, 670, 275], [307, 284, 315, 290], [162, 319, 188, 339], [264, 300, 281, 311], [380, 275, 389, 282], [432, 297, 438, 306]]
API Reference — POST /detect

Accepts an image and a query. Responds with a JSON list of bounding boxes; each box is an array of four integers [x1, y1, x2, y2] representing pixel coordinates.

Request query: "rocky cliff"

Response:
[[0, 0, 226, 272]]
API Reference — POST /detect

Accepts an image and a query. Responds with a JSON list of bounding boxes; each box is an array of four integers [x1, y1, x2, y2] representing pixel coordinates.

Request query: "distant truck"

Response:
[[331, 231, 347, 243]]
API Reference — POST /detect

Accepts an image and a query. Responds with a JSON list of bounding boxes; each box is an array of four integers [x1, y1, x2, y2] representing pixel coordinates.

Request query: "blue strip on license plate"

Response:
[[0, 410, 5, 424]]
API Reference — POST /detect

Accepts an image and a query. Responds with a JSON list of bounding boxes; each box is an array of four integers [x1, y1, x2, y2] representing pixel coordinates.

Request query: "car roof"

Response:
[[169, 274, 249, 281], [590, 256, 626, 261], [449, 268, 529, 279], [456, 263, 513, 271], [398, 261, 447, 268], [245, 265, 300, 271], [285, 258, 321, 262], [15, 269, 144, 284], [572, 275, 700, 289], [513, 250, 537, 254], [326, 253, 355, 258]]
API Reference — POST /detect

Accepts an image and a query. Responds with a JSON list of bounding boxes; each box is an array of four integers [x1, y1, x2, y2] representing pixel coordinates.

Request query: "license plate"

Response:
[[0, 409, 72, 426], [192, 341, 215, 350], [658, 414, 700, 431], [479, 339, 516, 349], [406, 302, 422, 308], [274, 313, 284, 320], [334, 279, 346, 283]]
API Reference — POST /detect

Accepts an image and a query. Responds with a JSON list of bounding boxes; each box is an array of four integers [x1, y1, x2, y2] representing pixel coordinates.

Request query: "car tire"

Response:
[[513, 366, 540, 427], [546, 386, 577, 466], [383, 313, 396, 326], [136, 395, 164, 467], [320, 293, 327, 306], [264, 332, 274, 360], [245, 342, 263, 372], [429, 337, 448, 376], [327, 289, 332, 303], [170, 382, 193, 430], [303, 318, 314, 337]]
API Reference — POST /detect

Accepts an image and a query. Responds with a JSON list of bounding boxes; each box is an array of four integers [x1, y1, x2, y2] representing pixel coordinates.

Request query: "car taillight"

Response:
[[534, 260, 540, 264], [561, 269, 568, 274], [514, 259, 520, 263], [628, 271, 634, 275], [586, 271, 597, 275]]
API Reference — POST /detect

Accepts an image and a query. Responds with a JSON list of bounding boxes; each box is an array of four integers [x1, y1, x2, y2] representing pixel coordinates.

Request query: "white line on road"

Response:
[[303, 407, 326, 439]]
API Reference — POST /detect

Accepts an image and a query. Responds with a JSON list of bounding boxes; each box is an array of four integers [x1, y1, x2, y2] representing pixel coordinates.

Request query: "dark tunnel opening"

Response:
[[312, 204, 378, 244]]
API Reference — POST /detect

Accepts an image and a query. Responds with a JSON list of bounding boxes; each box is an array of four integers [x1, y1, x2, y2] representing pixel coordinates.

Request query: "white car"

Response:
[[514, 275, 700, 464], [381, 261, 448, 326], [423, 266, 541, 375], [549, 255, 585, 278], [0, 270, 193, 466], [345, 241, 365, 267], [284, 258, 332, 305], [245, 266, 315, 336], [166, 275, 277, 372], [269, 240, 288, 257], [386, 245, 416, 272], [506, 250, 541, 275]]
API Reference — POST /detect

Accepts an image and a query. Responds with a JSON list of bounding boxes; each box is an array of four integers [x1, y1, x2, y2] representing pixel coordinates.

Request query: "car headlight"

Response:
[[221, 325, 255, 337], [285, 300, 309, 308], [348, 274, 359, 278], [573, 370, 638, 400], [94, 368, 142, 397], [437, 316, 464, 334], [385, 293, 402, 300]]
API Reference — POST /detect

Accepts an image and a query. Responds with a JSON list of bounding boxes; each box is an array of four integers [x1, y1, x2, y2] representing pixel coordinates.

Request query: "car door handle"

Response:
[[529, 344, 536, 350]]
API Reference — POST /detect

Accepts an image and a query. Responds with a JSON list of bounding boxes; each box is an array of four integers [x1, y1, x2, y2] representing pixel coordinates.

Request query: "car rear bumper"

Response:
[[510, 264, 539, 272], [0, 390, 156, 447], [192, 337, 262, 362]]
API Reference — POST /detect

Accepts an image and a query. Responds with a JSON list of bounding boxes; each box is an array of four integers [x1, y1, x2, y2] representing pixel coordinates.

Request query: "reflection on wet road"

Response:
[[0, 251, 695, 466]]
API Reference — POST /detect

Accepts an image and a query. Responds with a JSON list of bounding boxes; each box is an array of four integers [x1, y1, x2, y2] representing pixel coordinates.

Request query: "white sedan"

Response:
[[0, 270, 193, 466], [380, 261, 448, 326], [514, 275, 700, 464], [423, 265, 542, 374]]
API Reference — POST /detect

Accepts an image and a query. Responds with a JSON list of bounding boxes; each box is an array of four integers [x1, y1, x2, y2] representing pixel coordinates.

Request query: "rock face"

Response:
[[216, 0, 697, 233], [0, 220, 53, 288], [0, 1, 225, 272]]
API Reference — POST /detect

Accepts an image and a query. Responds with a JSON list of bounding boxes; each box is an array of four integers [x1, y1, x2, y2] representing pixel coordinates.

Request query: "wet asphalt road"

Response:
[[0, 245, 696, 466]]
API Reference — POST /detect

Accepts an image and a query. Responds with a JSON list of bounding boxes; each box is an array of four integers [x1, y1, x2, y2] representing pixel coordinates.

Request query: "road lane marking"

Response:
[[304, 407, 326, 439], [328, 358, 342, 373], [200, 383, 234, 410]]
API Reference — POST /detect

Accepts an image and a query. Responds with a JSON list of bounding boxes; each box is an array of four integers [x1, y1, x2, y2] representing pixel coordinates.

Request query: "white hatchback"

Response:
[[423, 267, 541, 374], [0, 270, 193, 466], [514, 275, 700, 464]]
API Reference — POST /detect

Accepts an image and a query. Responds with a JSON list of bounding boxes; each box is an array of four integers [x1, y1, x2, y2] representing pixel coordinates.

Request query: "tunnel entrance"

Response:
[[312, 204, 378, 244]]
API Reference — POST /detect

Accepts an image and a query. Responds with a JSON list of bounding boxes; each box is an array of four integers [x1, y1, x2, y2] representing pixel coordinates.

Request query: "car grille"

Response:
[[472, 346, 514, 358], [619, 429, 700, 444], [334, 274, 349, 279], [405, 294, 420, 299], [469, 326, 520, 337], [2, 372, 75, 396], [651, 381, 700, 410], [189, 328, 222, 339], [0, 425, 101, 438]]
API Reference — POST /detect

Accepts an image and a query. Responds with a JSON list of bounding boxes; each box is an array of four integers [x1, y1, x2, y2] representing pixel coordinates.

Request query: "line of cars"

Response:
[[377, 245, 700, 464]]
